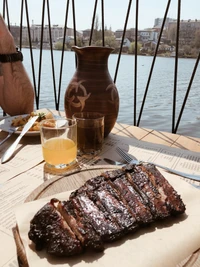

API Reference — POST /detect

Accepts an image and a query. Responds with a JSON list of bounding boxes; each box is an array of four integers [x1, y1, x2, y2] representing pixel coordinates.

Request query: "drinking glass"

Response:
[[72, 112, 104, 156], [40, 118, 77, 170]]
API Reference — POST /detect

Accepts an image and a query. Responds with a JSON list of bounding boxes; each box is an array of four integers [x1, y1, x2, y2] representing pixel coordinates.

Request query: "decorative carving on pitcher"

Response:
[[66, 80, 91, 111], [65, 46, 120, 137], [106, 83, 119, 112]]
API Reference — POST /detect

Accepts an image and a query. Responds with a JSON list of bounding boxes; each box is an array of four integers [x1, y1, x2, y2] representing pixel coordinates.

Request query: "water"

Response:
[[1, 49, 200, 137]]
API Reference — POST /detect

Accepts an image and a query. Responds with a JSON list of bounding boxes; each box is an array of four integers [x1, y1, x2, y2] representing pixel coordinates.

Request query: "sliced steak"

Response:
[[28, 164, 186, 258], [140, 164, 186, 215], [111, 174, 153, 224], [71, 192, 123, 242], [125, 165, 171, 219], [84, 177, 138, 233], [28, 199, 82, 256], [102, 169, 153, 224], [57, 200, 104, 252], [102, 169, 126, 179]]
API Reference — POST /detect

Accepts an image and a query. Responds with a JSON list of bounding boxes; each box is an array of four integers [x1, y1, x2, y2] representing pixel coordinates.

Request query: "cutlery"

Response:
[[103, 158, 124, 166], [1, 116, 39, 163], [116, 146, 200, 182], [0, 126, 19, 146]]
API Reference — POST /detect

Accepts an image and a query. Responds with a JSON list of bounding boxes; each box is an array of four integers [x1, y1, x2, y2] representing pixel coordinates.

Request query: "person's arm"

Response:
[[0, 15, 34, 116]]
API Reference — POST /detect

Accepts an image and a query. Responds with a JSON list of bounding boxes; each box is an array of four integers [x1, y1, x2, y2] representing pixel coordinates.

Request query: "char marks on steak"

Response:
[[57, 200, 104, 252], [71, 175, 138, 233], [28, 199, 82, 256], [110, 174, 153, 224], [125, 165, 171, 219], [28, 164, 186, 257], [140, 164, 186, 215], [71, 191, 124, 242]]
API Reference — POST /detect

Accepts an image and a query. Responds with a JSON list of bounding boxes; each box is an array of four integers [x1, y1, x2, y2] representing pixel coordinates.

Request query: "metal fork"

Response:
[[116, 146, 200, 181], [116, 147, 139, 164], [0, 126, 18, 146]]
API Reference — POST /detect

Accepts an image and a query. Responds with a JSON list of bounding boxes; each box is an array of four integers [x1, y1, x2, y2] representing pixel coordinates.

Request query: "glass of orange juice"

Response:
[[40, 118, 77, 170]]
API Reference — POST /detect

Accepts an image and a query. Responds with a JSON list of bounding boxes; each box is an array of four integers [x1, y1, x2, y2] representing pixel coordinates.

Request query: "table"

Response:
[[1, 109, 200, 267]]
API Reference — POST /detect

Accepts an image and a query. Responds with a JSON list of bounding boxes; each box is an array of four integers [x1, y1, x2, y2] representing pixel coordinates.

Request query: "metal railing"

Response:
[[1, 0, 200, 135]]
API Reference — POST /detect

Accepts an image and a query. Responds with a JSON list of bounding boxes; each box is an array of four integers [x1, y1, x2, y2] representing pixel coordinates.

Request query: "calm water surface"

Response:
[[1, 49, 200, 138]]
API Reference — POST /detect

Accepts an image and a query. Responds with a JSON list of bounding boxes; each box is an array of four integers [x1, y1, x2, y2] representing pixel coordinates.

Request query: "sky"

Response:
[[0, 0, 200, 31]]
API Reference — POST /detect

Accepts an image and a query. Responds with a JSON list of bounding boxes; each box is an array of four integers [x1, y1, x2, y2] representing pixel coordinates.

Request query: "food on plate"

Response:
[[28, 163, 186, 257], [11, 112, 53, 131]]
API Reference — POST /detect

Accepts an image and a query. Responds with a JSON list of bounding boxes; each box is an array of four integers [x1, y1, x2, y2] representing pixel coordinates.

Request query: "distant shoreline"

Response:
[[21, 46, 197, 59]]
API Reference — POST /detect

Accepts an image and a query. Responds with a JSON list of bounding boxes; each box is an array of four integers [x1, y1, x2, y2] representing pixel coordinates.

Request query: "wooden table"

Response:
[[1, 110, 200, 267]]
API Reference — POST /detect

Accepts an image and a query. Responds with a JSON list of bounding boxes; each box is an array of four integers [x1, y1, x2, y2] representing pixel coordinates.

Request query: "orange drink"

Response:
[[40, 118, 77, 169], [42, 137, 77, 166]]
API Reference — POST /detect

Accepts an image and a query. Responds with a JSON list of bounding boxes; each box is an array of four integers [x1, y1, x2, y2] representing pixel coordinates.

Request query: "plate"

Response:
[[0, 114, 40, 136]]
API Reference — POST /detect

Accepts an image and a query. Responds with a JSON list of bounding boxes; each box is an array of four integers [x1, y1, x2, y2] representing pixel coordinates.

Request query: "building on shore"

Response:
[[9, 18, 200, 52], [168, 19, 200, 45], [10, 24, 81, 47], [154, 17, 176, 29]]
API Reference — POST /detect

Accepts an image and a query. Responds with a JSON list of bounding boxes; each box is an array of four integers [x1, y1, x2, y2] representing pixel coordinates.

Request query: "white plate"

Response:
[[0, 114, 40, 136]]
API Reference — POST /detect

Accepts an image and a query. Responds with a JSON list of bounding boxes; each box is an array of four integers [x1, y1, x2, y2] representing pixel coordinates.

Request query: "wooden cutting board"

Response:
[[14, 165, 200, 267]]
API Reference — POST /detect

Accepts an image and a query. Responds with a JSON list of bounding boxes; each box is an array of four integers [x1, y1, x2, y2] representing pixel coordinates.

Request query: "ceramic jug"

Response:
[[64, 46, 119, 137]]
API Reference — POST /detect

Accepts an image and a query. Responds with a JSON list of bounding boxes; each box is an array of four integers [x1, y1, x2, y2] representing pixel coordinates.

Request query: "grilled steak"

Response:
[[71, 175, 138, 234], [109, 174, 153, 224], [28, 198, 82, 256], [28, 163, 186, 257], [71, 191, 124, 242], [57, 200, 104, 252], [140, 164, 186, 215], [125, 165, 171, 219]]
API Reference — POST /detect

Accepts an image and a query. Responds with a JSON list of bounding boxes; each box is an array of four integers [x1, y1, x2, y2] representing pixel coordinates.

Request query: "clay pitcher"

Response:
[[64, 46, 119, 137]]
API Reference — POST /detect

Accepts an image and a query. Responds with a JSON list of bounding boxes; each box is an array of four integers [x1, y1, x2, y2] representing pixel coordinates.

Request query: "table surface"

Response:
[[1, 109, 200, 267]]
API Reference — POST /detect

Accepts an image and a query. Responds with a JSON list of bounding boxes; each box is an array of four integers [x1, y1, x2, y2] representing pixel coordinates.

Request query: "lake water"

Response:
[[1, 49, 200, 137]]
